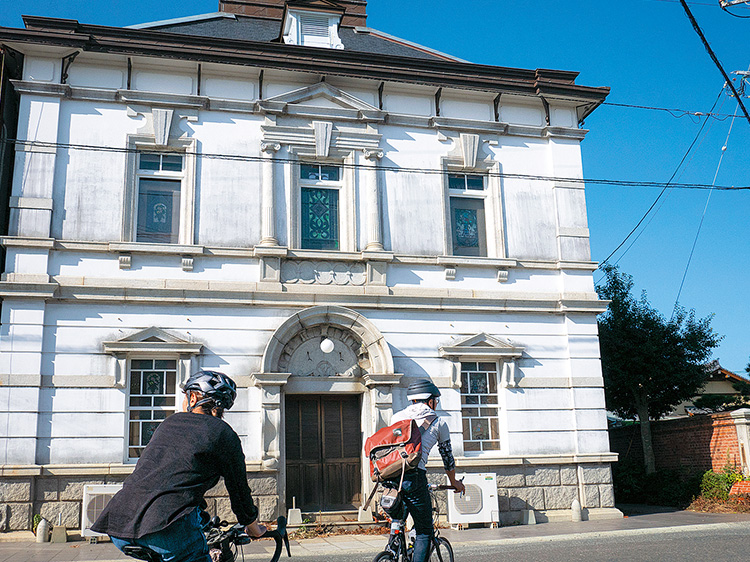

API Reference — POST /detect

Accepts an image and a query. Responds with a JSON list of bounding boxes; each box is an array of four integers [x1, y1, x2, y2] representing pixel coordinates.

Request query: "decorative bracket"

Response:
[[363, 148, 384, 161], [460, 133, 480, 169], [261, 141, 281, 154], [152, 108, 174, 147], [61, 50, 80, 84]]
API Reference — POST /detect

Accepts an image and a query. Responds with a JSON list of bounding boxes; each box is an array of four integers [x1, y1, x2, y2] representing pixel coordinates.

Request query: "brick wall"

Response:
[[609, 413, 742, 473]]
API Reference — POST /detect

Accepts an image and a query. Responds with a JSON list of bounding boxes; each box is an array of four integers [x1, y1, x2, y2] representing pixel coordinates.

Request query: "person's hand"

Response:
[[451, 478, 466, 495], [245, 521, 267, 537]]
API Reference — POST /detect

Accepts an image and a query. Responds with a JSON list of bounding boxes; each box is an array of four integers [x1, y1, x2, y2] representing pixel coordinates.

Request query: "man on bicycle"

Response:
[[92, 370, 266, 562], [387, 379, 466, 562]]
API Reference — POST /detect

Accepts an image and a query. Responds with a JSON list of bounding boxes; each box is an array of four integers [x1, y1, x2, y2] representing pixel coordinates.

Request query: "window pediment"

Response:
[[103, 326, 203, 355], [439, 333, 523, 359], [263, 82, 380, 114]]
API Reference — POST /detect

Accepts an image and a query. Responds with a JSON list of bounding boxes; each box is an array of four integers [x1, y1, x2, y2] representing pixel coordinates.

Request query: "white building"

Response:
[[0, 0, 618, 531]]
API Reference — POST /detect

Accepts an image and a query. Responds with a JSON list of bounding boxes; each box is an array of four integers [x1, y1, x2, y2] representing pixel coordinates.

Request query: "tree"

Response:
[[596, 264, 722, 473]]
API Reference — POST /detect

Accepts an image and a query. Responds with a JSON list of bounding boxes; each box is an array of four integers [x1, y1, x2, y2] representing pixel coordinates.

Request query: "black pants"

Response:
[[385, 469, 432, 562]]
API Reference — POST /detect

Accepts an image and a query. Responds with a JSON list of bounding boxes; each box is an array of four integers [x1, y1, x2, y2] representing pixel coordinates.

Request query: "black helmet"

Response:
[[406, 379, 441, 402], [182, 370, 237, 411]]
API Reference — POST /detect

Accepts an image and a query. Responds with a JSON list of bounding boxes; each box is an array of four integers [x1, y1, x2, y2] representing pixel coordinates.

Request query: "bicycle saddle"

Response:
[[121, 545, 163, 562]]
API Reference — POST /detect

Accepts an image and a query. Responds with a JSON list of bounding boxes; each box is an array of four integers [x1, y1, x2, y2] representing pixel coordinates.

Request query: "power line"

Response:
[[679, 0, 750, 125], [672, 101, 740, 315], [596, 87, 725, 271], [4, 137, 750, 191]]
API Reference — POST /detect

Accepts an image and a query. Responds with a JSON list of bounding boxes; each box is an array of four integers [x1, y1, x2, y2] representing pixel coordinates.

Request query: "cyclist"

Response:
[[386, 379, 466, 562], [92, 370, 266, 562]]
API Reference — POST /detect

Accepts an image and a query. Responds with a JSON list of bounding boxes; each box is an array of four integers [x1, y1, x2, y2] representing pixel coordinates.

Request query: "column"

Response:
[[259, 142, 281, 247], [363, 148, 384, 252]]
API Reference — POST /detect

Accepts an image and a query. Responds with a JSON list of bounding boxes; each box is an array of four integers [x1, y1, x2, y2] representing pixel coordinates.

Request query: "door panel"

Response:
[[285, 394, 361, 512]]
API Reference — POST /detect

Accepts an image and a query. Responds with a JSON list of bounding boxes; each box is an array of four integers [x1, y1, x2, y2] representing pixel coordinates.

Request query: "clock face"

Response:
[[287, 337, 360, 377]]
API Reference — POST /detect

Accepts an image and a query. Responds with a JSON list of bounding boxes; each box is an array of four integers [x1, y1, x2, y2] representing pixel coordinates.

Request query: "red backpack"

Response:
[[364, 414, 437, 482]]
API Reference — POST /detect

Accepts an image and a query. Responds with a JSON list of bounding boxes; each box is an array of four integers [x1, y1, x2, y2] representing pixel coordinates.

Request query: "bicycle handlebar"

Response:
[[207, 516, 290, 562]]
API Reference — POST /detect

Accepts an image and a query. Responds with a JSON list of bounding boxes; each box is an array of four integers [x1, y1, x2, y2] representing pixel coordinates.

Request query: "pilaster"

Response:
[[250, 372, 292, 469], [362, 148, 384, 252], [259, 142, 281, 247]]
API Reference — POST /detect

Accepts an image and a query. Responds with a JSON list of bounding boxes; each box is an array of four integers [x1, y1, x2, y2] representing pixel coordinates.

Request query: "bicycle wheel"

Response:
[[372, 551, 396, 562], [429, 537, 454, 562]]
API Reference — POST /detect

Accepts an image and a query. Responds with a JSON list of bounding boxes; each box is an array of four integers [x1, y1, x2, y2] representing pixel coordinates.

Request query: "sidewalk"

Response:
[[2, 508, 750, 561]]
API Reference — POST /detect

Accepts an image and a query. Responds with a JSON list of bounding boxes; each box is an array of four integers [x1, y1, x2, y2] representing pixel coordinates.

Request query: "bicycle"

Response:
[[120, 515, 291, 562], [372, 483, 456, 562]]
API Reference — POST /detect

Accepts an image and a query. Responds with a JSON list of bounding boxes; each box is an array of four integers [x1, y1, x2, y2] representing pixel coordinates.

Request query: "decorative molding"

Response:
[[459, 133, 480, 168], [102, 326, 203, 355], [260, 141, 281, 154], [313, 121, 333, 157], [497, 269, 509, 283], [118, 254, 132, 270], [181, 256, 194, 272], [439, 333, 525, 359], [444, 267, 456, 281], [152, 108, 174, 146], [261, 124, 381, 151], [363, 148, 384, 161], [281, 260, 367, 286]]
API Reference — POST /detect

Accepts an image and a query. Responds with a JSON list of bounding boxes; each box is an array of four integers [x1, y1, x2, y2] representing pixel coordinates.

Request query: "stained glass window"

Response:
[[460, 362, 500, 452], [137, 179, 181, 243], [128, 359, 177, 459], [301, 187, 339, 250], [450, 197, 486, 256]]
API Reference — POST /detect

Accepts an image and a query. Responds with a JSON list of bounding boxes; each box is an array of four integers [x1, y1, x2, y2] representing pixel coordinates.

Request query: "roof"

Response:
[[126, 12, 465, 62], [705, 360, 749, 384], [2, 15, 609, 120]]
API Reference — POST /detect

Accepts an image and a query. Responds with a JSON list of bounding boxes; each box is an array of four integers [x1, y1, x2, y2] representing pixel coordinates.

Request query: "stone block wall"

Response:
[[0, 471, 279, 532]]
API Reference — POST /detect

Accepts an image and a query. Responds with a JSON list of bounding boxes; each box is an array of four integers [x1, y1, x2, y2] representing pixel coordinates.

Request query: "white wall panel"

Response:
[[0, 388, 40, 412], [506, 410, 576, 432], [41, 412, 124, 438], [575, 409, 608, 431], [67, 65, 125, 89], [134, 71, 194, 94], [47, 438, 124, 464], [505, 388, 574, 411], [203, 77, 256, 100], [507, 430, 575, 455], [576, 430, 611, 454], [40, 388, 126, 413]]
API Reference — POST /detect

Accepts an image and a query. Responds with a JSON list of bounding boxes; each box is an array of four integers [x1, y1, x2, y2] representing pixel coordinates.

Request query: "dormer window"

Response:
[[283, 8, 344, 49]]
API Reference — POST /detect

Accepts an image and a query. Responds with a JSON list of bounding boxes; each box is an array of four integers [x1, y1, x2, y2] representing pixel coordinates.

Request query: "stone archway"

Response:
[[261, 305, 395, 376], [251, 306, 401, 514]]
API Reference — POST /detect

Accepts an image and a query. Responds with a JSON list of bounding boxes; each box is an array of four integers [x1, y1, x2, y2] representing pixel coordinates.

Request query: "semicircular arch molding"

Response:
[[261, 305, 395, 376]]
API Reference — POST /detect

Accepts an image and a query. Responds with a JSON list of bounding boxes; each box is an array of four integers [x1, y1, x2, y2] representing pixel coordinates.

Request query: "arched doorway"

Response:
[[252, 306, 401, 514]]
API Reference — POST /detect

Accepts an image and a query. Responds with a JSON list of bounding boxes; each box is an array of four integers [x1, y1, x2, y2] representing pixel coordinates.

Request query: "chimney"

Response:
[[219, 1, 368, 27]]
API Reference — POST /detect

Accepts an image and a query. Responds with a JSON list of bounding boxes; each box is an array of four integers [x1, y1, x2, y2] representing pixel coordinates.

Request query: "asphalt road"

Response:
[[266, 522, 750, 562]]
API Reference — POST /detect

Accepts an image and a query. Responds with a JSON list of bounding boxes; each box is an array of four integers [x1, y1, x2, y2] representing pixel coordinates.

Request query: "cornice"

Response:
[[0, 276, 606, 314], [0, 18, 609, 110]]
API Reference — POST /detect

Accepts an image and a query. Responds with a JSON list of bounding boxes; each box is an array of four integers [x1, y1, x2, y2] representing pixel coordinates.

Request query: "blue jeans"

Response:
[[111, 507, 210, 562], [386, 469, 433, 562]]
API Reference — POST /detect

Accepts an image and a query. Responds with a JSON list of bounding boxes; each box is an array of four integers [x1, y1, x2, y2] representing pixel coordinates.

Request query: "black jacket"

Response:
[[92, 412, 258, 539]]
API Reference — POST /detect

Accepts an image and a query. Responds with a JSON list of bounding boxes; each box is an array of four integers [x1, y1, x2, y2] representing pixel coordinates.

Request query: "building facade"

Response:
[[0, 0, 618, 531]]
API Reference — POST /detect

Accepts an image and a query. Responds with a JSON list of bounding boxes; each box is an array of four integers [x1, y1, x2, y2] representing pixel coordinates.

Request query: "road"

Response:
[[241, 521, 750, 562]]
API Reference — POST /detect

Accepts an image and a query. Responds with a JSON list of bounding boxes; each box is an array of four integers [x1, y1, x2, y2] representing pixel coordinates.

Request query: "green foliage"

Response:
[[596, 264, 722, 421], [700, 465, 744, 501], [612, 460, 701, 507], [32, 513, 41, 534]]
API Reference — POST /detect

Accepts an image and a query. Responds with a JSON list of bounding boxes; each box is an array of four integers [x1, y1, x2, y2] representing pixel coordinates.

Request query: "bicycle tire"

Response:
[[429, 537, 454, 562], [372, 551, 397, 562]]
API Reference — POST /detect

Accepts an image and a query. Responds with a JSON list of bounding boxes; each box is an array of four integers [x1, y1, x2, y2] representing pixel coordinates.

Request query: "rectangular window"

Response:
[[460, 361, 500, 452], [299, 163, 341, 250], [136, 153, 184, 244], [450, 197, 487, 256], [448, 173, 485, 191], [128, 358, 178, 459]]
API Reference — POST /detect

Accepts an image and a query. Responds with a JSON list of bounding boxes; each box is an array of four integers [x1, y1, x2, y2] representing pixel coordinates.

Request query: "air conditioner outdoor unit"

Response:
[[81, 484, 123, 537], [446, 472, 499, 527]]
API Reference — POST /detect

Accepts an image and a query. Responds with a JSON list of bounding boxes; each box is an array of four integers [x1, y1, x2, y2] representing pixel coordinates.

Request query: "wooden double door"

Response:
[[285, 394, 362, 512]]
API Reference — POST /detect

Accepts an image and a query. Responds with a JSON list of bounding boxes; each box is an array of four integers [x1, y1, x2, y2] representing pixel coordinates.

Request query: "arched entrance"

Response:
[[251, 306, 401, 514]]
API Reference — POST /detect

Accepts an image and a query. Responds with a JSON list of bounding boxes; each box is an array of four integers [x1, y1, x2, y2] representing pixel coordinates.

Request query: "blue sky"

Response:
[[2, 1, 748, 373]]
